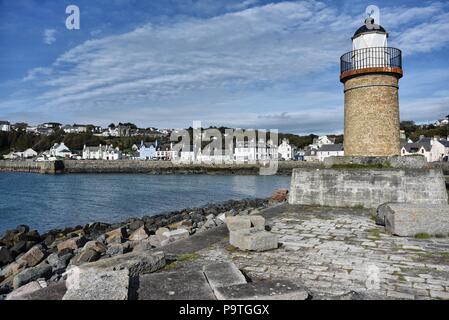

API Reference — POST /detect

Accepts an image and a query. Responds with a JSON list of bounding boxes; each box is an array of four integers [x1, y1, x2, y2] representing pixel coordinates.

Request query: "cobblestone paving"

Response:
[[196, 205, 449, 300]]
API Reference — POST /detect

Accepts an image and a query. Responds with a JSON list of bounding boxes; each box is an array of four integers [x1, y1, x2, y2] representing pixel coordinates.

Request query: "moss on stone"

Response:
[[414, 233, 431, 239]]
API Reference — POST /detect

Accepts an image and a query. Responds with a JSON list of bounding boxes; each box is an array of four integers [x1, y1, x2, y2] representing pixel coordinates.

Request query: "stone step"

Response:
[[203, 262, 247, 296], [63, 268, 130, 300], [214, 280, 309, 300], [137, 270, 215, 300]]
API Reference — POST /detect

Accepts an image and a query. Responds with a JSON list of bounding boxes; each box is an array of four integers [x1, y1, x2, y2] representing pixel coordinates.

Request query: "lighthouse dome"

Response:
[[353, 17, 388, 39]]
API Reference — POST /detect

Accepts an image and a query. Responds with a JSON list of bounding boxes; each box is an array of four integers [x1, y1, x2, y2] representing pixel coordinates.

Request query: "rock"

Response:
[[147, 234, 169, 248], [271, 188, 289, 202], [6, 281, 43, 300], [15, 225, 30, 234], [225, 216, 251, 232], [249, 215, 266, 230], [203, 262, 247, 295], [217, 213, 226, 224], [0, 262, 25, 279], [71, 249, 100, 266], [167, 219, 192, 230], [138, 270, 215, 300], [0, 246, 13, 267], [17, 245, 46, 268], [43, 234, 56, 247], [214, 280, 308, 300], [382, 203, 449, 236], [9, 241, 28, 259], [127, 220, 144, 232], [105, 227, 126, 244], [128, 226, 150, 241], [83, 241, 107, 254], [106, 243, 131, 256], [15, 282, 67, 300], [63, 268, 129, 300], [162, 229, 189, 243], [57, 236, 87, 253], [13, 263, 52, 289], [229, 229, 278, 252], [74, 251, 166, 277], [46, 253, 72, 274], [155, 227, 169, 236]]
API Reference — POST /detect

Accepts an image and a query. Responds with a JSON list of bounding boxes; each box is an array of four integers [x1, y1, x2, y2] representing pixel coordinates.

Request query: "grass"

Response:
[[414, 233, 431, 239], [367, 228, 381, 240], [331, 162, 391, 170], [226, 245, 238, 253], [392, 271, 406, 282], [177, 253, 199, 262]]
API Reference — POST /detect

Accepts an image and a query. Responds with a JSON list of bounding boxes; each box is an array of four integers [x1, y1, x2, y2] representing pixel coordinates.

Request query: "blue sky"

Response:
[[1, 0, 449, 134]]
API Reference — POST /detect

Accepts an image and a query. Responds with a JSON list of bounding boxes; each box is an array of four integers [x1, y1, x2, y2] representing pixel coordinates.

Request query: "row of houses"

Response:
[[401, 136, 449, 162]]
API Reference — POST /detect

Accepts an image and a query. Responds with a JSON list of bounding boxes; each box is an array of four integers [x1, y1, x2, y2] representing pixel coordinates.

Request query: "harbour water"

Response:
[[0, 173, 290, 233]]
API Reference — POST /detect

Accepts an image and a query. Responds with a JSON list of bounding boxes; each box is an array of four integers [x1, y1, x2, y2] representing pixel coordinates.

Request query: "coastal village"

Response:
[[1, 117, 449, 163]]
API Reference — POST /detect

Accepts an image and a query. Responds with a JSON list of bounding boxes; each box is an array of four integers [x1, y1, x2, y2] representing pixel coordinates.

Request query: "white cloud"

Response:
[[43, 28, 56, 45]]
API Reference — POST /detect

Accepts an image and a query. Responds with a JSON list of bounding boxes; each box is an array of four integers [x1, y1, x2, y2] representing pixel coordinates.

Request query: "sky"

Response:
[[0, 0, 449, 135]]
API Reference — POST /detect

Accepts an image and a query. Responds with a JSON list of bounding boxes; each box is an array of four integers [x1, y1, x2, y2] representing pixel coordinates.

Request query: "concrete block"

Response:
[[76, 250, 166, 277], [289, 168, 448, 209], [225, 216, 251, 231], [203, 262, 247, 294], [214, 280, 309, 300], [138, 270, 215, 300], [163, 229, 189, 243], [229, 229, 278, 251], [249, 215, 266, 230], [382, 203, 449, 236], [63, 268, 129, 300]]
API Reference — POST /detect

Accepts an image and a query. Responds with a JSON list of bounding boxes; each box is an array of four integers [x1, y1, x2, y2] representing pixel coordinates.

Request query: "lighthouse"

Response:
[[340, 17, 403, 156]]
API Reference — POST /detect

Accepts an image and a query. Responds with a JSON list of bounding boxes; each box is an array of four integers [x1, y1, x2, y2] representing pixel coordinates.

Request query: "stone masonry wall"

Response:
[[343, 74, 401, 156], [288, 168, 448, 208]]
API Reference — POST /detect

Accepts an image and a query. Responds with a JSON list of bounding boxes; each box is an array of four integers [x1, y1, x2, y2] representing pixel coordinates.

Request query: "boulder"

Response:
[[9, 241, 28, 258], [0, 261, 25, 279], [225, 216, 251, 232], [271, 188, 289, 202], [82, 241, 107, 254], [162, 229, 189, 243], [63, 268, 130, 300], [17, 245, 47, 268], [13, 263, 52, 289], [129, 226, 150, 241], [106, 243, 131, 256], [105, 227, 126, 244], [42, 234, 56, 247], [6, 281, 43, 300], [0, 246, 13, 267], [71, 249, 100, 266], [147, 234, 169, 248], [382, 203, 449, 237], [46, 252, 73, 274], [57, 236, 87, 253], [230, 229, 278, 252], [155, 227, 169, 236]]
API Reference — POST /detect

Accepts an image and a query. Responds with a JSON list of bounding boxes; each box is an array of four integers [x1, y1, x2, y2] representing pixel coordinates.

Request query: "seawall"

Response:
[[288, 167, 448, 209], [0, 160, 64, 174]]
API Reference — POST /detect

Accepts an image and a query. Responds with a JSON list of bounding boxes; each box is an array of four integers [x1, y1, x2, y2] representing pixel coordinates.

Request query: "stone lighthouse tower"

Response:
[[340, 17, 403, 156]]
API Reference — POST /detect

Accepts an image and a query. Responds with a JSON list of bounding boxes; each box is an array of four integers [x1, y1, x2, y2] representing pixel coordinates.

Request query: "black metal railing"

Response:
[[340, 47, 402, 74]]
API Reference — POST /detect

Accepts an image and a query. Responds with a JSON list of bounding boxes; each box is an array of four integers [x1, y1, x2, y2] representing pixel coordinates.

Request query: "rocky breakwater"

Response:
[[0, 197, 272, 300]]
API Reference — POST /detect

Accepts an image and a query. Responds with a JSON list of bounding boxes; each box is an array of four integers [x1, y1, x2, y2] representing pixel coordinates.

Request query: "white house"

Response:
[[138, 141, 157, 160], [401, 136, 449, 162], [277, 138, 293, 160], [83, 144, 122, 160], [62, 124, 88, 134], [0, 121, 10, 132], [4, 148, 38, 159], [309, 135, 336, 149], [316, 144, 344, 162], [49, 142, 72, 158], [234, 139, 277, 162]]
